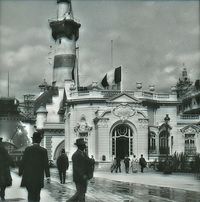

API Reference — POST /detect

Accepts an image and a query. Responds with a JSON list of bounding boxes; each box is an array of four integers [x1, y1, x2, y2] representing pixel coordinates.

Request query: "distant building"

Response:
[[32, 0, 200, 162]]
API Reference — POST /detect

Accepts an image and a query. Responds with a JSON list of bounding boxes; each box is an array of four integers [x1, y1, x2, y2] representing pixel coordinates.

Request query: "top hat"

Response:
[[74, 138, 86, 146]]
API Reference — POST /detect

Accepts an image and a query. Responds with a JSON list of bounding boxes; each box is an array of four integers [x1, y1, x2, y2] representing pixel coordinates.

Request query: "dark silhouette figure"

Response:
[[57, 149, 69, 184], [124, 155, 130, 173], [0, 138, 13, 201], [110, 157, 117, 173], [115, 157, 121, 173], [90, 155, 95, 174], [139, 154, 147, 173], [19, 131, 50, 202], [67, 138, 95, 202]]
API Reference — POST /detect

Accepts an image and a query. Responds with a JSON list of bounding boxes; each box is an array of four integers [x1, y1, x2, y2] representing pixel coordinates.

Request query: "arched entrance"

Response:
[[53, 140, 65, 160], [112, 124, 133, 159]]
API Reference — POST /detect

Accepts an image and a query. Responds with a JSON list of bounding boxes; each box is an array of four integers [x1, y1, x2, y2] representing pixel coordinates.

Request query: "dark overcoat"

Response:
[[56, 153, 69, 171], [0, 145, 13, 187], [72, 150, 94, 183], [19, 144, 50, 188]]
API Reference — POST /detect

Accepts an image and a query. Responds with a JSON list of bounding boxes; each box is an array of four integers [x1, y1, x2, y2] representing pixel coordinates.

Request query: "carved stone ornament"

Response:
[[183, 127, 197, 134], [180, 125, 200, 136], [74, 116, 93, 136], [113, 104, 136, 122]]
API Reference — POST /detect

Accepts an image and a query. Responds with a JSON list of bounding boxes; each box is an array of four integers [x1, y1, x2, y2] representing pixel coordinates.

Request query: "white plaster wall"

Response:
[[36, 113, 47, 129], [46, 88, 64, 122], [66, 104, 99, 160]]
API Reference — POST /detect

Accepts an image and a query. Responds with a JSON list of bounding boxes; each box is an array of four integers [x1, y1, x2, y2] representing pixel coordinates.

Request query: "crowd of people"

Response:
[[0, 132, 95, 202], [110, 154, 147, 174], [0, 131, 147, 202]]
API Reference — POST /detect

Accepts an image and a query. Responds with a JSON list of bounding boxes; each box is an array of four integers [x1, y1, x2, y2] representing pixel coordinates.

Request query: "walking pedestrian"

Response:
[[130, 155, 138, 173], [57, 149, 69, 184], [124, 155, 130, 173], [0, 137, 13, 201], [19, 131, 50, 202], [115, 157, 121, 173], [67, 138, 95, 202], [90, 155, 95, 173], [139, 154, 147, 173]]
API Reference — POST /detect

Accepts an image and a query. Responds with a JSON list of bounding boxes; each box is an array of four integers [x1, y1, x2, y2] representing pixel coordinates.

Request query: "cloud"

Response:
[[0, 0, 199, 98]]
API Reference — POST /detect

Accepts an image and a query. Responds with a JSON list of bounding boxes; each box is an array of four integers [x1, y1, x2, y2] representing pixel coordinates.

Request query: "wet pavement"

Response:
[[4, 170, 200, 202], [44, 169, 200, 202]]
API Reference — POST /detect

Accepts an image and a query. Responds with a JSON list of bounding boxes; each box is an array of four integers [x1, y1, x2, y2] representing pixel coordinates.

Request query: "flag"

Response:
[[72, 67, 75, 80], [101, 75, 109, 87], [114, 66, 121, 83], [101, 66, 121, 88]]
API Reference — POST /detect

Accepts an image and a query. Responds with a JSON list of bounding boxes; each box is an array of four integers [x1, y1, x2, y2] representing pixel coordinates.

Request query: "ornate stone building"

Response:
[[34, 0, 200, 162]]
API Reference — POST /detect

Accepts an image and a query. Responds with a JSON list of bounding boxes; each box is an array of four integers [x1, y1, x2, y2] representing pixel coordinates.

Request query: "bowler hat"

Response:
[[74, 138, 86, 146], [32, 131, 43, 141]]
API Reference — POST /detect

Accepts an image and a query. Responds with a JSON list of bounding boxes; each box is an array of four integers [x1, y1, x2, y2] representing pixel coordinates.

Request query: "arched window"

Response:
[[185, 134, 196, 155], [149, 132, 156, 153], [159, 131, 169, 154]]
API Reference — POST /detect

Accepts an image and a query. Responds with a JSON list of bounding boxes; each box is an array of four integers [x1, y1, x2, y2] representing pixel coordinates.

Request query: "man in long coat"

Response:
[[19, 131, 50, 202], [56, 148, 69, 184], [0, 138, 13, 201], [67, 138, 95, 202]]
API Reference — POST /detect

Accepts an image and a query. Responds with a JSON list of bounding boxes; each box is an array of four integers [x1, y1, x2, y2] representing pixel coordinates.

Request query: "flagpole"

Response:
[[111, 40, 113, 69], [8, 71, 10, 97], [121, 66, 122, 92]]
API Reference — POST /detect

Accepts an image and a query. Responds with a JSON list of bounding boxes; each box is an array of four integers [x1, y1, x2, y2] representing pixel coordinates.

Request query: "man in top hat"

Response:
[[19, 131, 50, 202], [67, 138, 95, 202]]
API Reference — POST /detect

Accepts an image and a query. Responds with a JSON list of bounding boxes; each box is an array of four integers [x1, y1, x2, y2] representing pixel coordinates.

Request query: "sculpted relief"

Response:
[[113, 104, 136, 122], [74, 115, 93, 136]]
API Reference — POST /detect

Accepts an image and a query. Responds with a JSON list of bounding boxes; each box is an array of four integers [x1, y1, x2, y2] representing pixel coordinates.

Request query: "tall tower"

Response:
[[49, 0, 81, 88]]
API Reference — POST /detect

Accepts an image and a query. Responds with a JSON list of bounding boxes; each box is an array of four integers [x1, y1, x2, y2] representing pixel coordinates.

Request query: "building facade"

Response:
[[34, 0, 200, 162]]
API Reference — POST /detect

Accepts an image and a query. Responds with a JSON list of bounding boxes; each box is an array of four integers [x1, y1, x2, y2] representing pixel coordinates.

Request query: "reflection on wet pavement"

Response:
[[44, 171, 200, 202]]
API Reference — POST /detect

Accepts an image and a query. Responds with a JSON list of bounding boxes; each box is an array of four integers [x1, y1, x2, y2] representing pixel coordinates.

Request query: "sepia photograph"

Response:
[[0, 0, 200, 201]]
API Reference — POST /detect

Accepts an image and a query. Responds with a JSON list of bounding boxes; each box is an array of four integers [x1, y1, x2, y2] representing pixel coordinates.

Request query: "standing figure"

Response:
[[19, 131, 50, 202], [110, 157, 117, 173], [131, 155, 138, 173], [139, 154, 147, 173], [0, 138, 13, 201], [57, 149, 69, 184], [67, 138, 94, 202], [115, 157, 121, 173], [124, 155, 130, 173], [90, 155, 95, 174]]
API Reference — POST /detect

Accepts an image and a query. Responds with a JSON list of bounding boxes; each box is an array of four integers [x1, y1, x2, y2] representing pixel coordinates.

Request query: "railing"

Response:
[[142, 91, 153, 98], [180, 114, 200, 120], [70, 89, 175, 101], [185, 146, 197, 155]]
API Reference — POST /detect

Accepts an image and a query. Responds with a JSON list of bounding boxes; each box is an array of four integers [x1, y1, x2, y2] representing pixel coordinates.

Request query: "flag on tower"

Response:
[[101, 66, 121, 88]]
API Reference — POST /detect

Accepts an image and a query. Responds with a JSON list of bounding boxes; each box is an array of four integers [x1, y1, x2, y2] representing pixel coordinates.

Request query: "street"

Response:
[[3, 169, 200, 202]]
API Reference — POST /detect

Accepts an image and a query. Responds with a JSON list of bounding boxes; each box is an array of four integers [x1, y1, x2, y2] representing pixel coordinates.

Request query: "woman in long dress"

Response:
[[131, 155, 138, 173]]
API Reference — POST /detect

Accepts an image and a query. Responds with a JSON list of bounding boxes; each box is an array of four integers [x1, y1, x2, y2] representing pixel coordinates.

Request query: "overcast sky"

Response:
[[0, 0, 199, 99]]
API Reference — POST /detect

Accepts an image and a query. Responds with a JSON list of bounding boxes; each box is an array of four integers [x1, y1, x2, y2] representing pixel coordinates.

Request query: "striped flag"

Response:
[[101, 66, 121, 88]]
